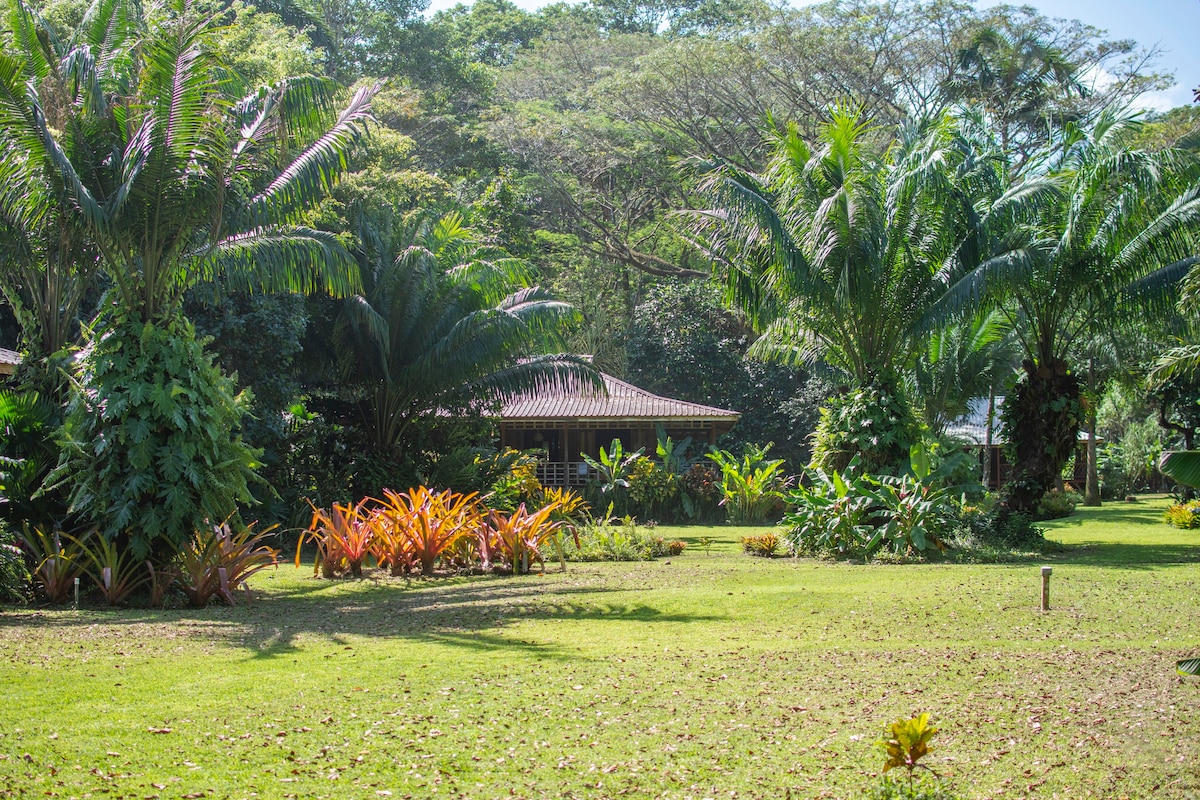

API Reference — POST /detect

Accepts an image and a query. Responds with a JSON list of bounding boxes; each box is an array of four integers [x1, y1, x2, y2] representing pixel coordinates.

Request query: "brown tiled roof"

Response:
[[501, 372, 739, 422], [0, 348, 20, 375]]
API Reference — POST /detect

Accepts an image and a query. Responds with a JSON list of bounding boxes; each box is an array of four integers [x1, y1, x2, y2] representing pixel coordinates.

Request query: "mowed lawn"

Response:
[[2, 499, 1198, 799]]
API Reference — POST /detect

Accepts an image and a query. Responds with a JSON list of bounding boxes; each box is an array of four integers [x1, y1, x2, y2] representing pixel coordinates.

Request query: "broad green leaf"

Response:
[[1160, 451, 1200, 489]]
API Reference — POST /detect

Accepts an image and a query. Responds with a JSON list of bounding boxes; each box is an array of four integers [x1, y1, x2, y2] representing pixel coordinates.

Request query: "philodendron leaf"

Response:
[[1178, 657, 1200, 676], [1159, 451, 1200, 489]]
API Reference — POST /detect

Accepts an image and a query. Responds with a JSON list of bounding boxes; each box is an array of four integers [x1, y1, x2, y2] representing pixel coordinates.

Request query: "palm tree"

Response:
[[943, 25, 1087, 169], [909, 310, 1016, 437], [943, 108, 1200, 514], [687, 106, 1005, 470], [0, 0, 378, 554], [0, 0, 127, 370], [334, 212, 599, 459], [0, 0, 375, 327]]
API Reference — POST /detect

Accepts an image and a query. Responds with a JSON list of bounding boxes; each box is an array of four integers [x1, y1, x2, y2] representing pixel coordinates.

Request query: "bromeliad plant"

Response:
[[482, 503, 572, 575], [21, 527, 83, 604], [71, 532, 148, 606], [374, 487, 482, 576], [179, 522, 279, 607], [299, 501, 376, 578], [537, 487, 590, 530]]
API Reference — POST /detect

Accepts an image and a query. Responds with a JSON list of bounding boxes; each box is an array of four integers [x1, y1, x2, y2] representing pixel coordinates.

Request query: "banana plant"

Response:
[[581, 439, 645, 494], [654, 424, 701, 475]]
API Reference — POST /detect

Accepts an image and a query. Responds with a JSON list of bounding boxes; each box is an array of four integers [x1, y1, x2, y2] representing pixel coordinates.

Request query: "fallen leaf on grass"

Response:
[[147, 727, 173, 734]]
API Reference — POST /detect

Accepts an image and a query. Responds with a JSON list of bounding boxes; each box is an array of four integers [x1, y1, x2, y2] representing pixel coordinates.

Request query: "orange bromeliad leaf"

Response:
[[375, 488, 482, 576], [300, 500, 374, 578]]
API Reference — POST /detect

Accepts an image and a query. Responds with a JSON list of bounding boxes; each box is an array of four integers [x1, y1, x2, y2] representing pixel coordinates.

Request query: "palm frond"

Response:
[[195, 227, 361, 298], [245, 82, 379, 226]]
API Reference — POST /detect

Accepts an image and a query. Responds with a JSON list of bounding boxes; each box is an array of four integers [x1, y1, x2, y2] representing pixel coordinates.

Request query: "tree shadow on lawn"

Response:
[[0, 573, 725, 661], [1051, 541, 1200, 568]]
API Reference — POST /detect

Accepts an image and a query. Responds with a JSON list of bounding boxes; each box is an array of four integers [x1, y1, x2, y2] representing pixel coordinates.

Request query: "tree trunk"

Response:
[[1084, 359, 1101, 506], [999, 358, 1082, 517], [983, 388, 995, 491]]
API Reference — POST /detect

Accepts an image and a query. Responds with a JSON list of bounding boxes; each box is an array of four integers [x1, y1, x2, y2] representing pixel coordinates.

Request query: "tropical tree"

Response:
[[0, 0, 377, 555], [687, 106, 1005, 471], [909, 310, 1016, 437], [0, 0, 373, 327], [943, 108, 1200, 514], [0, 0, 124, 373], [942, 25, 1087, 168], [1152, 254, 1200, 494], [334, 212, 598, 460]]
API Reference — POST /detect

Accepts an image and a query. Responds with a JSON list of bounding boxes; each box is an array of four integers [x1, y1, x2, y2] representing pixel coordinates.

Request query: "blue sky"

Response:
[[424, 0, 1200, 111]]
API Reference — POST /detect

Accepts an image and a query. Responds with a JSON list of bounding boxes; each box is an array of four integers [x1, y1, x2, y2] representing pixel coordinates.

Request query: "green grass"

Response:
[[3, 497, 1199, 799]]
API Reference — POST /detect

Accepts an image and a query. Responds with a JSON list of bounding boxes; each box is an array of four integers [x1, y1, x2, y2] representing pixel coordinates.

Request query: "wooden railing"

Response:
[[536, 461, 597, 487]]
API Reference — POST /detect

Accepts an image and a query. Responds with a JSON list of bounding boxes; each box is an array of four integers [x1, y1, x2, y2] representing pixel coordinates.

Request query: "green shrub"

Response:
[[49, 315, 261, 561], [627, 456, 678, 521], [941, 504, 1055, 562], [707, 443, 789, 524], [781, 463, 877, 557], [870, 473, 956, 555], [481, 448, 543, 511], [564, 515, 669, 562], [1035, 489, 1081, 520], [810, 381, 919, 474], [741, 533, 780, 557], [679, 461, 723, 522], [0, 389, 66, 533], [1164, 501, 1200, 529], [0, 522, 29, 604]]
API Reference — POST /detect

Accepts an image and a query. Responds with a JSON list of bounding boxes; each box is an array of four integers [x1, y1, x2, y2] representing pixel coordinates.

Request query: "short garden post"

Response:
[[1040, 566, 1052, 611]]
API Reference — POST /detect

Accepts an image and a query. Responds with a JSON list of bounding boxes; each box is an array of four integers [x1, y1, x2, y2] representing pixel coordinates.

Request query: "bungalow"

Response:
[[945, 396, 1091, 490], [499, 371, 739, 487], [0, 348, 20, 377]]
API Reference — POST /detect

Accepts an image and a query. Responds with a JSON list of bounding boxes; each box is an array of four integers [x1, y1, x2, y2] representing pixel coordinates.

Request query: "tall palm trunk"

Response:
[[1084, 357, 1101, 506], [1000, 357, 1081, 516], [983, 387, 995, 490]]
